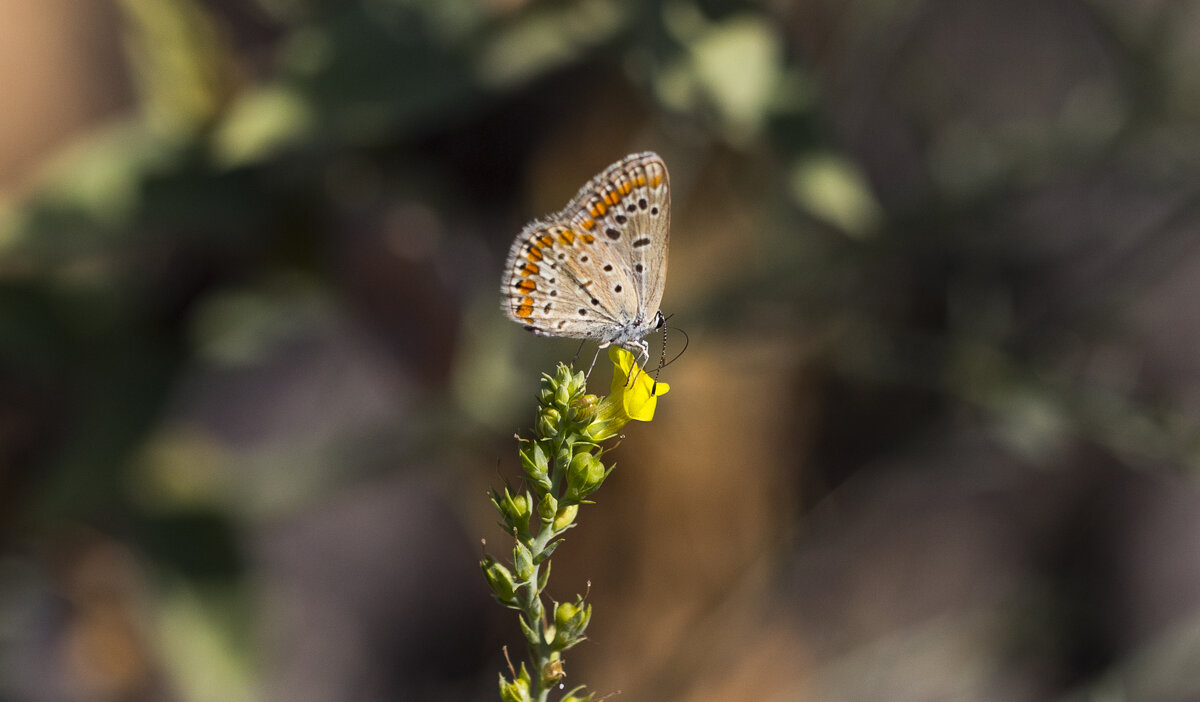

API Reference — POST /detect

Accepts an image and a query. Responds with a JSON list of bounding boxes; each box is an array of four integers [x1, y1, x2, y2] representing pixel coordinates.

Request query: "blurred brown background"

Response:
[[3, 0, 1200, 700]]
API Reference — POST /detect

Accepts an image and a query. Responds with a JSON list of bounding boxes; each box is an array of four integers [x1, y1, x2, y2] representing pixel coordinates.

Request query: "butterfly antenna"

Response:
[[658, 323, 669, 371], [651, 322, 670, 394], [658, 324, 689, 370]]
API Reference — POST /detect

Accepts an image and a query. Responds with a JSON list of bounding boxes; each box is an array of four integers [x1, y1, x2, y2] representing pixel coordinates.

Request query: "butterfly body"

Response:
[[501, 152, 670, 363]]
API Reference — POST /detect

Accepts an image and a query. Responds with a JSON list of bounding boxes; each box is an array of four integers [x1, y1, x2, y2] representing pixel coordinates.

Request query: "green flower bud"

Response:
[[555, 380, 571, 410], [498, 667, 531, 702], [491, 487, 532, 534], [569, 394, 599, 426], [537, 408, 561, 438], [565, 451, 606, 500], [511, 492, 529, 520], [556, 363, 582, 394], [539, 375, 556, 407], [513, 540, 534, 581], [552, 504, 578, 531], [538, 493, 558, 523], [554, 598, 592, 646], [481, 557, 517, 605], [519, 441, 550, 492], [554, 600, 580, 631]]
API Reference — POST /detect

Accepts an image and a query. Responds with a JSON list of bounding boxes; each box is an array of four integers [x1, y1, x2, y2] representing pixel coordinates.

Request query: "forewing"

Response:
[[501, 152, 670, 340], [559, 152, 670, 322], [501, 218, 621, 339]]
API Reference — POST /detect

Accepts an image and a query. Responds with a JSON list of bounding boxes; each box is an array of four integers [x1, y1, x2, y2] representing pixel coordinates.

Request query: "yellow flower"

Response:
[[583, 348, 670, 441], [607, 347, 670, 421]]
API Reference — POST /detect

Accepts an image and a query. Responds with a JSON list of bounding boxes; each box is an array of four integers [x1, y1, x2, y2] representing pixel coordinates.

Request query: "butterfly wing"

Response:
[[501, 217, 625, 339], [501, 152, 670, 342]]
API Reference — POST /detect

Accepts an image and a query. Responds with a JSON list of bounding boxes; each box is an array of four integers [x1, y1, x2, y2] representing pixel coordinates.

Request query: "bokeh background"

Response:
[[4, 0, 1200, 700]]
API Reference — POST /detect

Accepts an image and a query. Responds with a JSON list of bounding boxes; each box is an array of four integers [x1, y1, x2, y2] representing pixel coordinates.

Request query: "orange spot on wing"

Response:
[[620, 181, 632, 194], [558, 230, 575, 245], [515, 301, 533, 318], [539, 234, 554, 247], [527, 246, 543, 261], [581, 219, 595, 230], [650, 174, 662, 187], [516, 279, 536, 293], [521, 262, 540, 276], [590, 201, 607, 217], [582, 234, 595, 245], [604, 189, 619, 205]]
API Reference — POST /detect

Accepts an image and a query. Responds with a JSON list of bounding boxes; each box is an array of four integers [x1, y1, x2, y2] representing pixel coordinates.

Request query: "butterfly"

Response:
[[501, 151, 670, 370]]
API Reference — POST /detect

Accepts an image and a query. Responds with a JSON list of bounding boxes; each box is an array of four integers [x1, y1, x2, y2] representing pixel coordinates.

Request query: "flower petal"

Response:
[[607, 348, 669, 422]]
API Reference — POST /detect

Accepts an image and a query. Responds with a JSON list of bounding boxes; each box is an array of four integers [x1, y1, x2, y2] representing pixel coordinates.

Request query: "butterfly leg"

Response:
[[584, 343, 605, 379], [624, 339, 650, 388], [569, 339, 587, 368]]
